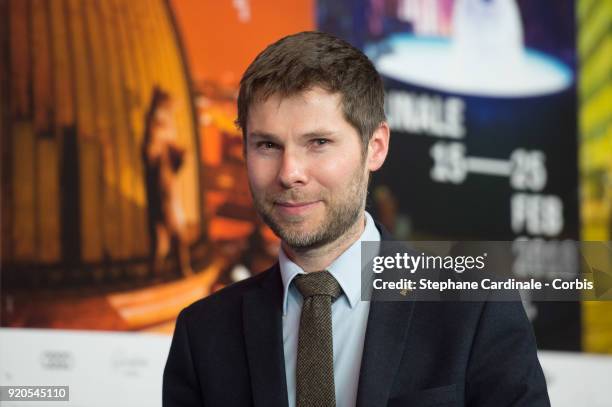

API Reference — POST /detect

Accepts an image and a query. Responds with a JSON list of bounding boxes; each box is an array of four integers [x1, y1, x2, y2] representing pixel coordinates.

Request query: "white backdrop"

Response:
[[1, 328, 611, 406]]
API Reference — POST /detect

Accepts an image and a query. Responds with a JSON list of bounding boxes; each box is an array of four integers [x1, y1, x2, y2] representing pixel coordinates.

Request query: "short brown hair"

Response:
[[236, 31, 385, 153]]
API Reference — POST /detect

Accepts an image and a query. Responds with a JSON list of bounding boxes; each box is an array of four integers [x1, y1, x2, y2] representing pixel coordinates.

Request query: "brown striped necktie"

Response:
[[293, 271, 343, 407]]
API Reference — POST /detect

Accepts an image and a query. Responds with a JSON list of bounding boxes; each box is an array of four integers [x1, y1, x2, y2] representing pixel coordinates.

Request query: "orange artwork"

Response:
[[170, 0, 314, 251], [1, 0, 313, 333]]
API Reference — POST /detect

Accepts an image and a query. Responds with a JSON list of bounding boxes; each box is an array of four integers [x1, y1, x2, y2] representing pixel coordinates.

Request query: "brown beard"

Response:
[[250, 164, 369, 251]]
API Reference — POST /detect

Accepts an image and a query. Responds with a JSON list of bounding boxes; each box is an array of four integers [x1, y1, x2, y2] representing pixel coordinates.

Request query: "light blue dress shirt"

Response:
[[279, 211, 381, 407]]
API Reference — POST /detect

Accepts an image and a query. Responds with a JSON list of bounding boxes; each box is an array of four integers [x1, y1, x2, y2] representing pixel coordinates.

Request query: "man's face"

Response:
[[245, 87, 369, 250]]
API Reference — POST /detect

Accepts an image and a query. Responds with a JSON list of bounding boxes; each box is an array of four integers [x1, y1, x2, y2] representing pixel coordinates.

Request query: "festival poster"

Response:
[[318, 0, 581, 350], [1, 5, 610, 403], [1, 0, 313, 334]]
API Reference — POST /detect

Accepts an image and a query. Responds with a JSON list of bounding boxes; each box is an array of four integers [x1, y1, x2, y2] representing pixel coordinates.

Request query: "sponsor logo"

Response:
[[39, 351, 74, 370], [110, 349, 149, 377]]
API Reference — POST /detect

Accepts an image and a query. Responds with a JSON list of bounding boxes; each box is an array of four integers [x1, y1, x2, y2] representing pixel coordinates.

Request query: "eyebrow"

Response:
[[248, 130, 337, 143], [248, 132, 281, 143]]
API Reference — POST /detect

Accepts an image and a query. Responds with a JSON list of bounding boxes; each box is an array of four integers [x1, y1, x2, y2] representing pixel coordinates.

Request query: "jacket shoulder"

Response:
[[180, 264, 279, 323]]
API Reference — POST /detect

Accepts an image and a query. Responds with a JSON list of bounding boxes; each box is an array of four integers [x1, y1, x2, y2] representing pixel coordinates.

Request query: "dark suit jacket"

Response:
[[163, 223, 550, 406]]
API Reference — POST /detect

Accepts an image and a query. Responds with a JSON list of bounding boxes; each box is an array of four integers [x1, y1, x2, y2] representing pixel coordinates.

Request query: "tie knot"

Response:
[[294, 270, 342, 300]]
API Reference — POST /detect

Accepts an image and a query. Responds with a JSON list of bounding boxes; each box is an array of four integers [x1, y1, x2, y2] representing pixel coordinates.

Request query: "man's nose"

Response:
[[278, 149, 308, 188]]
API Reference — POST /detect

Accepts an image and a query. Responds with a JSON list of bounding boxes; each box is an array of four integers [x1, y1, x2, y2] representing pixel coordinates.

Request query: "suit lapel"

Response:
[[356, 222, 417, 407], [356, 300, 415, 406], [243, 265, 289, 407]]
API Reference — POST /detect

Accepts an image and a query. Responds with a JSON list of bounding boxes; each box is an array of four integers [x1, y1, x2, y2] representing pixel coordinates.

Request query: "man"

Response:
[[163, 31, 550, 407]]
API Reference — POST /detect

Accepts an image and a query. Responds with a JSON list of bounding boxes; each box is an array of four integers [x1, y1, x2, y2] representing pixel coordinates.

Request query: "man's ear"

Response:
[[366, 122, 390, 172]]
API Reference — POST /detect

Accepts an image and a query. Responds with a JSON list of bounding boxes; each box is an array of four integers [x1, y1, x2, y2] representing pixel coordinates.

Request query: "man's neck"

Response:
[[281, 212, 366, 273]]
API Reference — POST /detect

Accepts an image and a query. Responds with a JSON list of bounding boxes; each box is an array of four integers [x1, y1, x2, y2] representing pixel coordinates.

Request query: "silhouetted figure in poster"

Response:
[[143, 87, 193, 278]]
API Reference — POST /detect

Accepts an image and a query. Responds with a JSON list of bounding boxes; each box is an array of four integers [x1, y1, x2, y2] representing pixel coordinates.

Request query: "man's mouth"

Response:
[[274, 200, 321, 215]]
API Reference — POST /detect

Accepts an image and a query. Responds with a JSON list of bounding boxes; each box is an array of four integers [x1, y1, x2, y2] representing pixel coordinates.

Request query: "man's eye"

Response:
[[313, 139, 329, 146], [257, 141, 278, 149]]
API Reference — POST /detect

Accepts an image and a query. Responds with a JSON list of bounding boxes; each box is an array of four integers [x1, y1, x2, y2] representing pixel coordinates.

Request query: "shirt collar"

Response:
[[278, 211, 381, 315]]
